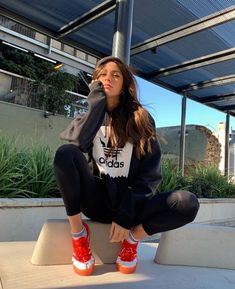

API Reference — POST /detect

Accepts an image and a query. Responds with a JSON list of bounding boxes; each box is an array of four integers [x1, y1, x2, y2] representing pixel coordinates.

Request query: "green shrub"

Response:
[[187, 165, 235, 198], [1, 136, 235, 199], [157, 158, 189, 193], [0, 136, 59, 198], [0, 137, 23, 196], [157, 158, 235, 198]]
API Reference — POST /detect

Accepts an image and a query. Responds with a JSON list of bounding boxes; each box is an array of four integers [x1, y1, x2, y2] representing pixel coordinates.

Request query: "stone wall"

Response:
[[158, 125, 221, 169], [0, 100, 71, 151]]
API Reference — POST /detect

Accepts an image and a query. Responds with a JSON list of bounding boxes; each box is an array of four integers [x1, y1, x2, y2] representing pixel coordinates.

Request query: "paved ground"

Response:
[[1, 241, 235, 289]]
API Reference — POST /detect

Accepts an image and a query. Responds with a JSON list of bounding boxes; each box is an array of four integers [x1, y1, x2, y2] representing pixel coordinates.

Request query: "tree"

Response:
[[0, 44, 82, 114]]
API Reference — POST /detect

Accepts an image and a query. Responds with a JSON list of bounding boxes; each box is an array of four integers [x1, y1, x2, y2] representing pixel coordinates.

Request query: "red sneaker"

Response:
[[72, 223, 95, 276], [116, 239, 138, 274]]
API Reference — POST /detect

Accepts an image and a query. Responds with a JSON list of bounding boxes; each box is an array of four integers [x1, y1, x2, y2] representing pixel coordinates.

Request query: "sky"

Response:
[[136, 76, 235, 134]]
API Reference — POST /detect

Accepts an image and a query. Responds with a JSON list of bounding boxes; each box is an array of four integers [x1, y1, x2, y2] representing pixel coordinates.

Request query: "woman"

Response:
[[54, 56, 199, 276]]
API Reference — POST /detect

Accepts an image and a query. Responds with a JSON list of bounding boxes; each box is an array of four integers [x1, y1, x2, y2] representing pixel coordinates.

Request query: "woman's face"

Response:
[[97, 61, 124, 101]]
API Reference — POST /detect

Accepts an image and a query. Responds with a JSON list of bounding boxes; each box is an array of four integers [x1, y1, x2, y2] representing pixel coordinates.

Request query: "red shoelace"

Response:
[[119, 240, 138, 261], [72, 237, 92, 263]]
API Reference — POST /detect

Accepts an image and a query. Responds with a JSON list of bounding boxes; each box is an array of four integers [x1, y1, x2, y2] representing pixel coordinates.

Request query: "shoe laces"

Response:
[[119, 240, 138, 262], [72, 236, 92, 263]]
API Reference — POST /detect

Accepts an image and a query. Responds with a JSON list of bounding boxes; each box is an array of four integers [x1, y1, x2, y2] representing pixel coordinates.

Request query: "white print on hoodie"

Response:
[[92, 126, 133, 178]]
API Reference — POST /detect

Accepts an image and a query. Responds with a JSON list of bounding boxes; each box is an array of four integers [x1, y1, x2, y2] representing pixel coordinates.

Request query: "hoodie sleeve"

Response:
[[113, 138, 162, 229], [60, 81, 106, 152]]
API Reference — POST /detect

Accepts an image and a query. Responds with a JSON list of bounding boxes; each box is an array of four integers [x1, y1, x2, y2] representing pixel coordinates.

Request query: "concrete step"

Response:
[[155, 224, 235, 270], [31, 219, 121, 265]]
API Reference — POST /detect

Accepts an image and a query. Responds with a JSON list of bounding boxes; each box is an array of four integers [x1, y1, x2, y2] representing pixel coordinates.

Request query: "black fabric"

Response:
[[54, 144, 199, 234], [59, 81, 162, 228]]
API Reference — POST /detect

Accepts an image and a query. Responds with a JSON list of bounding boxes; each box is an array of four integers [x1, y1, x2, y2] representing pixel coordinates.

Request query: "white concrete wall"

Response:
[[0, 199, 67, 241], [0, 71, 12, 97], [0, 198, 235, 242], [0, 100, 70, 151], [194, 198, 235, 224]]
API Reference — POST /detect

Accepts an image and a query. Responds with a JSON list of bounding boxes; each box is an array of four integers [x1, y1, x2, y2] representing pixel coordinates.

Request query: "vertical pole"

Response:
[[179, 93, 187, 176], [47, 37, 52, 54], [224, 112, 230, 179], [112, 0, 134, 64]]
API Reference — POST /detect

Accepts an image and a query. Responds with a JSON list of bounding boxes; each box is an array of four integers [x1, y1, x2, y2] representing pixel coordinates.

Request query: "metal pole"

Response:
[[224, 113, 230, 179], [112, 0, 134, 64], [47, 37, 52, 54], [179, 93, 187, 176]]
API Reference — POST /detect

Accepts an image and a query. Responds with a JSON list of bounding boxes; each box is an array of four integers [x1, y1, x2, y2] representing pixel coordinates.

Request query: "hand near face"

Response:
[[89, 79, 103, 89], [109, 222, 129, 243]]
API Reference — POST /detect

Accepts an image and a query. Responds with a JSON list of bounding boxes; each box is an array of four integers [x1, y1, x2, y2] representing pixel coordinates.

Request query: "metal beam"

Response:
[[220, 104, 235, 111], [112, 0, 134, 64], [148, 75, 235, 116], [200, 93, 235, 104], [131, 5, 235, 56], [145, 73, 235, 116], [0, 10, 105, 57], [224, 113, 230, 179], [178, 74, 235, 93], [178, 93, 187, 176], [0, 6, 57, 38], [199, 103, 235, 117], [58, 0, 116, 38], [147, 48, 235, 79], [0, 27, 95, 74], [183, 92, 235, 111]]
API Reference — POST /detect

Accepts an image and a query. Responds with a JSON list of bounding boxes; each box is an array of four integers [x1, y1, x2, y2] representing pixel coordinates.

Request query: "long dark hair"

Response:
[[92, 56, 157, 159]]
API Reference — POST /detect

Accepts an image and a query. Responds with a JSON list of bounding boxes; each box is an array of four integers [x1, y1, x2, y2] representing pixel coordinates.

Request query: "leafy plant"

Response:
[[1, 136, 235, 198], [157, 158, 189, 193], [17, 146, 58, 197], [0, 46, 53, 79], [187, 165, 235, 198], [157, 158, 235, 198], [0, 45, 82, 114], [0, 137, 24, 196], [42, 71, 78, 114], [0, 136, 59, 198], [157, 158, 178, 192]]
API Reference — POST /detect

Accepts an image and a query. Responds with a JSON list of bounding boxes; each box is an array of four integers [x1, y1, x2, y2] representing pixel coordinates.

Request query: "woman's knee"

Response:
[[169, 190, 200, 219], [54, 144, 82, 167]]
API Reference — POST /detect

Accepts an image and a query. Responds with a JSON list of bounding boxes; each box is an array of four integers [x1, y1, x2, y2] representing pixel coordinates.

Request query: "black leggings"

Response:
[[54, 144, 199, 235]]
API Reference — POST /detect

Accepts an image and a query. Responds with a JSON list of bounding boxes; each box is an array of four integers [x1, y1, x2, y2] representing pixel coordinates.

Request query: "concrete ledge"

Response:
[[195, 198, 235, 224], [155, 224, 235, 270], [0, 198, 63, 207], [1, 198, 235, 242], [31, 219, 121, 265]]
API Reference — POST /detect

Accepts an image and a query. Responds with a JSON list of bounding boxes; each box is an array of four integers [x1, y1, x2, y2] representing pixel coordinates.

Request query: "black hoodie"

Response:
[[60, 81, 162, 229]]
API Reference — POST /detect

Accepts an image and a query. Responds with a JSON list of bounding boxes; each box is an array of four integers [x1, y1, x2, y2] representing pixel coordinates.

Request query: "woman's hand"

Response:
[[109, 222, 129, 243], [89, 79, 103, 89]]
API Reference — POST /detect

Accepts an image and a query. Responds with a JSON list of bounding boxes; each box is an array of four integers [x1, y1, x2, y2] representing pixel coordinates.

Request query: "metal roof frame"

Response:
[[0, 4, 108, 57], [201, 93, 235, 104], [130, 5, 235, 55], [0, 6, 57, 38], [146, 48, 235, 78], [57, 0, 116, 38], [178, 74, 235, 93]]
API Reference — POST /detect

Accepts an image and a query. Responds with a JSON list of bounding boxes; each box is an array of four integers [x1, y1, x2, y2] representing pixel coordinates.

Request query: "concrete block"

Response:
[[155, 224, 235, 270], [31, 219, 120, 265]]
